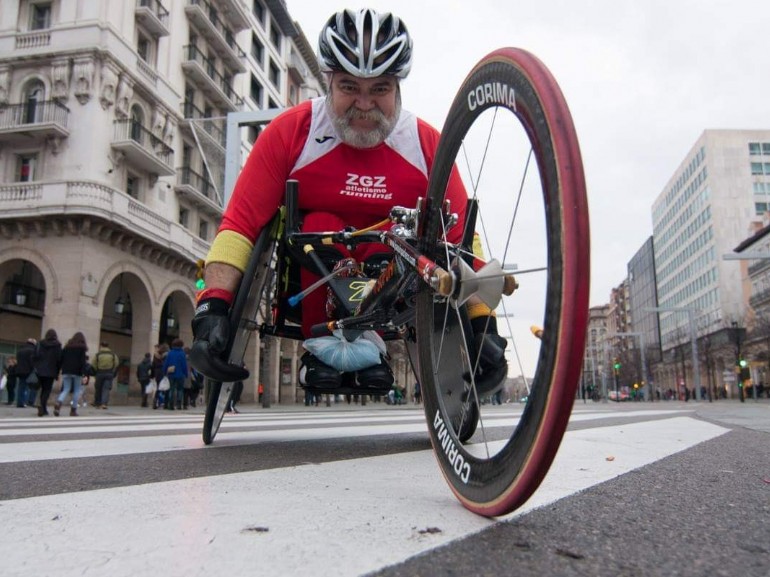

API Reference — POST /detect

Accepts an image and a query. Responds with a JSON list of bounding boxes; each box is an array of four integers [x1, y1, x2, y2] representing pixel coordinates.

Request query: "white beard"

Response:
[[326, 93, 401, 149]]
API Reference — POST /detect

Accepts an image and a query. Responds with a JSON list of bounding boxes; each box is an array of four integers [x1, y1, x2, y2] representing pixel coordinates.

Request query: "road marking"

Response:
[[0, 409, 693, 462], [0, 416, 728, 577]]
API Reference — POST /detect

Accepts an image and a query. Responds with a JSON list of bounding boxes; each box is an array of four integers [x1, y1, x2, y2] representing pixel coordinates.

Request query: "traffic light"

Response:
[[613, 359, 621, 373], [739, 359, 751, 383], [195, 258, 205, 291]]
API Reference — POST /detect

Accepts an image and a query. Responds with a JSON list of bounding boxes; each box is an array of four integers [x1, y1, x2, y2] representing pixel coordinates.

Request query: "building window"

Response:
[[268, 98, 278, 109], [764, 143, 770, 155], [179, 208, 189, 227], [755, 202, 768, 215], [749, 142, 761, 155], [268, 60, 280, 87], [251, 34, 263, 66], [130, 106, 144, 142], [250, 75, 263, 107], [248, 125, 258, 144], [22, 81, 44, 124], [16, 154, 38, 182], [126, 175, 140, 199], [199, 220, 209, 240], [253, 1, 264, 23], [30, 2, 52, 30], [269, 21, 281, 49], [751, 162, 763, 175], [182, 144, 192, 168], [137, 32, 153, 64]]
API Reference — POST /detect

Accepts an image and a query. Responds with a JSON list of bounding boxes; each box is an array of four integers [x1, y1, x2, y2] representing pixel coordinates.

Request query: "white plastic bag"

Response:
[[303, 330, 382, 372], [145, 379, 157, 396], [0, 374, 6, 391], [158, 376, 171, 392]]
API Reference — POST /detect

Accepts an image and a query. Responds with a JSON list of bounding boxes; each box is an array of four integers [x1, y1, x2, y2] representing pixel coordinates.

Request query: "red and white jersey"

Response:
[[219, 97, 467, 246]]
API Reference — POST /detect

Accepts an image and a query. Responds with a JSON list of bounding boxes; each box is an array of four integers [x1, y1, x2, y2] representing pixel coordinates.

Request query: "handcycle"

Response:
[[194, 47, 590, 518]]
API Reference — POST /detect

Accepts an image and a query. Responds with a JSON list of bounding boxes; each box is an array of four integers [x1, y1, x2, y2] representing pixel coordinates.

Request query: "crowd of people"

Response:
[[1, 332, 203, 415]]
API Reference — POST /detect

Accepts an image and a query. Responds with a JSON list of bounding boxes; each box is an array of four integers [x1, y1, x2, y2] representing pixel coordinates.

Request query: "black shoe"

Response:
[[356, 357, 394, 389], [299, 352, 342, 388]]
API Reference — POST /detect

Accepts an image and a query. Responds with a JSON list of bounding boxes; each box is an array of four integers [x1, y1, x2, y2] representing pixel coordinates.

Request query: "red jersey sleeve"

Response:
[[219, 102, 312, 243]]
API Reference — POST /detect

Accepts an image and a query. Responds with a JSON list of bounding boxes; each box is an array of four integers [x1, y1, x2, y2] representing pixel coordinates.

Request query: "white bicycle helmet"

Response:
[[318, 8, 413, 79]]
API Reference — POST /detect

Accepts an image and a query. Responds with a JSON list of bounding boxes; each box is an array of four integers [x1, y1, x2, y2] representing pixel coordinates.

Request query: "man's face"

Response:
[[327, 73, 400, 148]]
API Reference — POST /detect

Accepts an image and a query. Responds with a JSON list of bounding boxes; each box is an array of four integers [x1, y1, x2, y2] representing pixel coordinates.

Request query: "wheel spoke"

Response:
[[416, 48, 589, 516]]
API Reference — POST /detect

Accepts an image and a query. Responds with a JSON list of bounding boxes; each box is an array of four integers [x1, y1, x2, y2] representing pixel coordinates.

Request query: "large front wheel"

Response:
[[202, 215, 280, 445], [416, 48, 590, 516]]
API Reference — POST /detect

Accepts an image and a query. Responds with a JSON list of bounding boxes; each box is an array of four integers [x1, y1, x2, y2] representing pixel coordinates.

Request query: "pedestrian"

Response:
[[226, 380, 243, 414], [414, 381, 421, 404], [136, 352, 152, 408], [3, 356, 17, 406], [54, 332, 88, 416], [15, 338, 37, 408], [93, 341, 119, 409], [162, 338, 188, 410], [80, 354, 94, 407], [151, 343, 168, 409], [33, 329, 62, 417], [258, 382, 264, 403]]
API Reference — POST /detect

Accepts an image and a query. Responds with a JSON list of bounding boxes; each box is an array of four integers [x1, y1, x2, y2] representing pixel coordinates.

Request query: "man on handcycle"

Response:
[[191, 8, 508, 393]]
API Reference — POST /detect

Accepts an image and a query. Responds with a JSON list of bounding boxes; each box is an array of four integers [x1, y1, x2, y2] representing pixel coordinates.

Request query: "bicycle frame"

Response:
[[272, 182, 515, 342]]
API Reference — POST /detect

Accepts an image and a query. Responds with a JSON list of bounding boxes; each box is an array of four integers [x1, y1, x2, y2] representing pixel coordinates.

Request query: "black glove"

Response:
[[189, 298, 249, 382], [466, 316, 508, 396]]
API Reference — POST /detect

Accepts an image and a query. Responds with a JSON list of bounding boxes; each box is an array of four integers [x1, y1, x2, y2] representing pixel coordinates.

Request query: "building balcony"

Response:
[[0, 180, 208, 262], [135, 0, 170, 37], [748, 258, 770, 277], [287, 51, 308, 85], [175, 165, 222, 216], [185, 0, 246, 72], [217, 0, 250, 31], [179, 100, 226, 150], [0, 100, 70, 144], [181, 45, 244, 112], [749, 286, 770, 309], [111, 119, 175, 176]]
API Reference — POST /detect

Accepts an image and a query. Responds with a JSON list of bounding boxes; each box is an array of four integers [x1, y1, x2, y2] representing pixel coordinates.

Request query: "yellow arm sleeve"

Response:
[[205, 230, 254, 273]]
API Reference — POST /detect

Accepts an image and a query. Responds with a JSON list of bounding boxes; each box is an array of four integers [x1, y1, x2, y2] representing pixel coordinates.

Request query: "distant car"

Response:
[[608, 390, 630, 402], [519, 395, 529, 403]]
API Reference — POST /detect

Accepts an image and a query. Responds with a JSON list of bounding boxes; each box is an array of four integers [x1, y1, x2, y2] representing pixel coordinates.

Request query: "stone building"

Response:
[[0, 0, 325, 404]]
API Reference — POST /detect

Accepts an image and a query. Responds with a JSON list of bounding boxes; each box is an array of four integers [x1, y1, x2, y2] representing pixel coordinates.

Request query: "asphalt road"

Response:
[[0, 399, 767, 577]]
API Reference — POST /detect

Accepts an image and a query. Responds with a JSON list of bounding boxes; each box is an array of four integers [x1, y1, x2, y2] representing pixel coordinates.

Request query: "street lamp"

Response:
[[646, 306, 702, 401]]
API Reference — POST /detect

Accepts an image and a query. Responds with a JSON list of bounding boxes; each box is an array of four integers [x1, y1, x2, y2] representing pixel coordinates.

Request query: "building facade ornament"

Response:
[[152, 106, 165, 137], [99, 61, 120, 109], [0, 65, 11, 107], [162, 115, 175, 145], [115, 74, 134, 118], [51, 58, 70, 101], [73, 55, 95, 104]]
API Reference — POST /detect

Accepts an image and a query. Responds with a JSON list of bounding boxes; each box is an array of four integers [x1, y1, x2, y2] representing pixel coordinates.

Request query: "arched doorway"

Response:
[[99, 271, 154, 404]]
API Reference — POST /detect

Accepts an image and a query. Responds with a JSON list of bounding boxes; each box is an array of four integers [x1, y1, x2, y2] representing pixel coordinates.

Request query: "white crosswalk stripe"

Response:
[[0, 406, 730, 577]]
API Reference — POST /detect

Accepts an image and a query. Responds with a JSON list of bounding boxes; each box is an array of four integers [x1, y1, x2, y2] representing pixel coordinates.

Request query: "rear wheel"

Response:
[[202, 214, 281, 445], [416, 48, 590, 516]]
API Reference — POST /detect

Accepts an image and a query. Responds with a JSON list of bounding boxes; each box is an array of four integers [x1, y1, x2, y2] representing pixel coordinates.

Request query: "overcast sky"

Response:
[[289, 0, 770, 308]]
